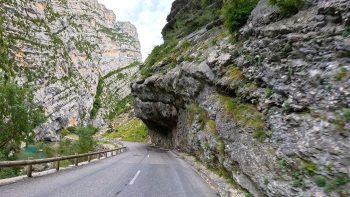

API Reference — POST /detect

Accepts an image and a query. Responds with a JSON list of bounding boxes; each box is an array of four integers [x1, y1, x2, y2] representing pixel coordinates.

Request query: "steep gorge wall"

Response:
[[0, 0, 141, 141], [132, 0, 350, 196]]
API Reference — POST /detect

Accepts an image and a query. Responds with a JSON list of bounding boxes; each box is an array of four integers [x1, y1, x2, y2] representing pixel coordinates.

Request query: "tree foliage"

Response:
[[74, 125, 98, 154], [0, 81, 46, 156]]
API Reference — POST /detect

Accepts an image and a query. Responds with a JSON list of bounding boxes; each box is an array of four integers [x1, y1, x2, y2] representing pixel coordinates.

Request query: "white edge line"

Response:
[[129, 170, 141, 185]]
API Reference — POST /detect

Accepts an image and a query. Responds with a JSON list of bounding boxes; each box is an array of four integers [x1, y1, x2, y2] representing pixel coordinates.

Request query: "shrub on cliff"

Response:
[[222, 0, 259, 33], [269, 0, 305, 16]]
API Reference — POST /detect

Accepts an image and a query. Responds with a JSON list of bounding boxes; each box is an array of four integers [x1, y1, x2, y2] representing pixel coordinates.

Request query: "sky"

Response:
[[98, 0, 174, 61]]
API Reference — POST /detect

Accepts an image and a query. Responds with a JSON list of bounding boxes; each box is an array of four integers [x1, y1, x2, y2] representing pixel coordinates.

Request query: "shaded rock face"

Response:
[[0, 0, 141, 141], [133, 0, 350, 196]]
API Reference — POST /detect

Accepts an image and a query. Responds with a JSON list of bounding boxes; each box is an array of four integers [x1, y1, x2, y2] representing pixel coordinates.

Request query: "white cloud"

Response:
[[97, 0, 174, 61]]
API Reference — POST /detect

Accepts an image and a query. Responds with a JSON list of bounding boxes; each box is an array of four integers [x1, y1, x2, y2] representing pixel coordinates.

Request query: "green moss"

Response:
[[222, 0, 259, 33], [104, 118, 148, 142]]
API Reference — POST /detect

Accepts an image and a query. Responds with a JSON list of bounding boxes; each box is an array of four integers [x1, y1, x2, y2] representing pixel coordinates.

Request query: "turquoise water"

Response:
[[16, 145, 47, 160]]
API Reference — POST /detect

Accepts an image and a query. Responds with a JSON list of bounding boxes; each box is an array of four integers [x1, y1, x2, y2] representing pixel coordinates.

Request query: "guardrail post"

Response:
[[27, 164, 33, 177], [56, 161, 60, 171], [88, 155, 91, 162], [98, 153, 100, 160], [74, 155, 78, 166]]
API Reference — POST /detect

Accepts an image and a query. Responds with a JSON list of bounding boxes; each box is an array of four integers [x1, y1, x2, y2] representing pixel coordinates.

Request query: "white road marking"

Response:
[[129, 170, 141, 185], [147, 154, 150, 158]]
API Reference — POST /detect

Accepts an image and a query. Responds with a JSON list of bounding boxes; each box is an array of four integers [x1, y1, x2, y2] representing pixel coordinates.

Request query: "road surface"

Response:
[[0, 142, 217, 197]]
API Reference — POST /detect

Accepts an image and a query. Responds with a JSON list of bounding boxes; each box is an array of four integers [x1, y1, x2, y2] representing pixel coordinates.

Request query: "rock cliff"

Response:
[[132, 0, 350, 196], [0, 0, 142, 140]]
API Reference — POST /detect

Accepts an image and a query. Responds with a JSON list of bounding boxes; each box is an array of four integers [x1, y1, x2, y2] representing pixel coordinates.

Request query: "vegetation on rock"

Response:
[[268, 0, 305, 16], [222, 0, 259, 33], [104, 118, 148, 143]]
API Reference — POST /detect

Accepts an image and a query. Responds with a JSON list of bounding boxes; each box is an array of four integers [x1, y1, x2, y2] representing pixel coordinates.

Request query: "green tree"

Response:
[[74, 125, 97, 154], [0, 80, 46, 157]]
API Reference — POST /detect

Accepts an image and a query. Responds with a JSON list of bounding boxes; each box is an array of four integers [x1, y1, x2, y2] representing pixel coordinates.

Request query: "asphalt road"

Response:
[[0, 142, 217, 197]]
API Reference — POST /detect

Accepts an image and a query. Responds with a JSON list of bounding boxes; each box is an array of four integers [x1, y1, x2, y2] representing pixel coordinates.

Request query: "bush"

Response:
[[0, 151, 20, 179], [222, 0, 259, 33], [269, 0, 305, 16], [314, 175, 327, 187]]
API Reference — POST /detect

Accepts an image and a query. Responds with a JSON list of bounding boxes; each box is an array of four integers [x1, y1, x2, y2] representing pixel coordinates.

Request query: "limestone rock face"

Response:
[[133, 0, 350, 196], [0, 0, 141, 141]]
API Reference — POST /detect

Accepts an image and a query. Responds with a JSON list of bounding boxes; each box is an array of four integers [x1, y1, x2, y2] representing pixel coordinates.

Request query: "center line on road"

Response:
[[129, 170, 141, 185]]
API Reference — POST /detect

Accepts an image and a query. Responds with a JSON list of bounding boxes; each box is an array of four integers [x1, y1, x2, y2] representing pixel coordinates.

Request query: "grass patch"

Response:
[[227, 66, 243, 82], [104, 118, 148, 143], [219, 95, 266, 140], [205, 120, 217, 134]]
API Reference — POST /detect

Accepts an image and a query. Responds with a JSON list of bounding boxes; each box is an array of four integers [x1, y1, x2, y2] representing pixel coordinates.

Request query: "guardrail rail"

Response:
[[0, 146, 127, 177]]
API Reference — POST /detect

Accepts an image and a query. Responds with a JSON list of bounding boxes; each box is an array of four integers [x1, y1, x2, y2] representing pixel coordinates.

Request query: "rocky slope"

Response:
[[132, 0, 350, 196], [0, 0, 141, 140]]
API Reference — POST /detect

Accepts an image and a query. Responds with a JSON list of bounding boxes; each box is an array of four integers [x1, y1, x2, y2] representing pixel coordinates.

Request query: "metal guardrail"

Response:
[[0, 146, 127, 177]]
